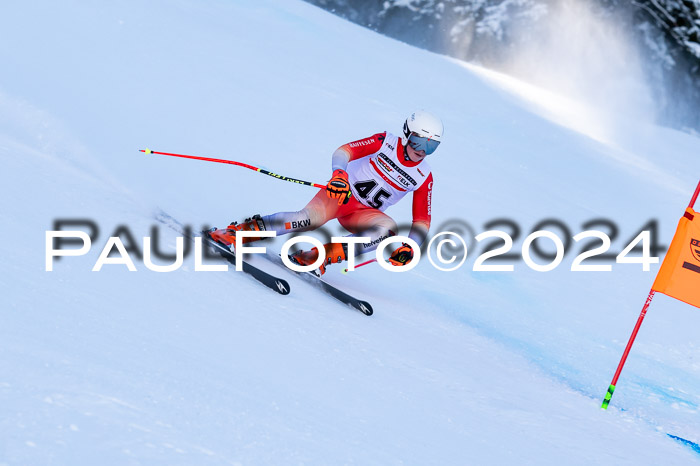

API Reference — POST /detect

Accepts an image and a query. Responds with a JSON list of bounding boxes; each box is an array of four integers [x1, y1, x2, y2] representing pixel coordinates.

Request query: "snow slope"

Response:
[[2, 0, 700, 464]]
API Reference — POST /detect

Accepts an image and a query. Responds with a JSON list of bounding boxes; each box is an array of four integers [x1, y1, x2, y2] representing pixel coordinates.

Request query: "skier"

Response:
[[209, 110, 443, 275]]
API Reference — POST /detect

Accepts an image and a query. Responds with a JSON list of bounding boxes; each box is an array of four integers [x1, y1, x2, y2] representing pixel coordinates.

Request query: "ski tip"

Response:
[[143, 148, 153, 154], [275, 279, 291, 295], [342, 268, 349, 274], [358, 301, 373, 316]]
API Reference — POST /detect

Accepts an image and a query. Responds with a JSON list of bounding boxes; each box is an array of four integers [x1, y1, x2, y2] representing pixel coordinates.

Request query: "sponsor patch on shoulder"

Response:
[[349, 137, 375, 148]]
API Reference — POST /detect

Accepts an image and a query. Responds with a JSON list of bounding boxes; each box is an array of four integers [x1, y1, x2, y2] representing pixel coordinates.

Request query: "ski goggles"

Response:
[[407, 132, 440, 155]]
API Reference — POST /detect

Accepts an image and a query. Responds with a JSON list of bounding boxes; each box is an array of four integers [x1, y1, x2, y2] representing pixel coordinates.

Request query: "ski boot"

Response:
[[289, 242, 347, 276], [209, 214, 267, 251]]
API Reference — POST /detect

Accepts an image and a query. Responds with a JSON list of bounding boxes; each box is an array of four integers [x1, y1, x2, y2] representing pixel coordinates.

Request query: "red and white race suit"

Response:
[[260, 131, 433, 255], [344, 131, 432, 219]]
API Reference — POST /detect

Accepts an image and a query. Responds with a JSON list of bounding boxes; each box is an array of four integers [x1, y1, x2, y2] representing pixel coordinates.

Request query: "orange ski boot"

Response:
[[289, 242, 347, 276], [209, 215, 266, 249]]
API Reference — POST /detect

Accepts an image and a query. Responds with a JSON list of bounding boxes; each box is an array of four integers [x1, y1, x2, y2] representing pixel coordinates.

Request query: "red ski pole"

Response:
[[342, 258, 377, 274], [140, 148, 327, 189]]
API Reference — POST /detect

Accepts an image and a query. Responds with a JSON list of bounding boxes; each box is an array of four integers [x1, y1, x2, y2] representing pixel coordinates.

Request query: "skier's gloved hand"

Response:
[[389, 243, 414, 266], [326, 169, 352, 205]]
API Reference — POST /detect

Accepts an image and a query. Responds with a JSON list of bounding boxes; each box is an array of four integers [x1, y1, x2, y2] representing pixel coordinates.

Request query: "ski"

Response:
[[202, 232, 291, 295], [153, 210, 291, 295], [153, 210, 369, 311], [266, 253, 373, 316]]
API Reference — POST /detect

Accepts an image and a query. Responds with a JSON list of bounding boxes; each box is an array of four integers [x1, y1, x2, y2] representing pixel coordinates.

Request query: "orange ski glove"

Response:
[[326, 169, 352, 205], [389, 243, 414, 266]]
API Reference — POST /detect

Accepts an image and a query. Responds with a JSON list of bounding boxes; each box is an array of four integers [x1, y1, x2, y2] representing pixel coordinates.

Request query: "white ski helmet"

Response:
[[402, 110, 443, 155]]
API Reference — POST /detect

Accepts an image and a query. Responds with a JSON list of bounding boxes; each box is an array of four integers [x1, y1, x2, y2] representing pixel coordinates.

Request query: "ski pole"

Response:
[[140, 148, 327, 189], [342, 258, 377, 274]]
